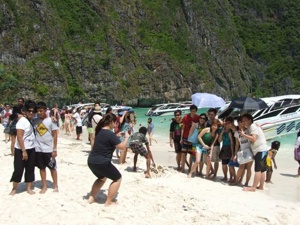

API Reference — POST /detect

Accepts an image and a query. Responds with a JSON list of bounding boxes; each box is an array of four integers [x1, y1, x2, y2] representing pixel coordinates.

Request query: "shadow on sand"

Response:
[[280, 173, 299, 178]]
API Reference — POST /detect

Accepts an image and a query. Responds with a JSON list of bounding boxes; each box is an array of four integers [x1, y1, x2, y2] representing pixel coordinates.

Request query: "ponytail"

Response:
[[95, 113, 117, 135]]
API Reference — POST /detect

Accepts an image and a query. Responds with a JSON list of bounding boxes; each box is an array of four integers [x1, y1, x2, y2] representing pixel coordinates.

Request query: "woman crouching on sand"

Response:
[[87, 113, 129, 206]]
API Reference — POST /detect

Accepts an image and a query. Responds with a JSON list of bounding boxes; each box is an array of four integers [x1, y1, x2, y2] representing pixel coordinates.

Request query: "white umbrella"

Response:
[[191, 93, 226, 108]]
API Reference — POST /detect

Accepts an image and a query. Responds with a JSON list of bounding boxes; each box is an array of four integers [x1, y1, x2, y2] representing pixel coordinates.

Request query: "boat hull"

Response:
[[257, 115, 300, 140]]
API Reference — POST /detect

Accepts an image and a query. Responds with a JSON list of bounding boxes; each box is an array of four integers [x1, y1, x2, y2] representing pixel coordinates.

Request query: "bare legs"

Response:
[[265, 167, 273, 183], [9, 181, 35, 195], [243, 171, 265, 191], [39, 169, 59, 193], [148, 132, 157, 146], [205, 156, 213, 179], [40, 169, 47, 193], [88, 177, 121, 206], [105, 178, 121, 206], [51, 169, 59, 192], [245, 161, 253, 186], [65, 123, 71, 135], [188, 154, 213, 179], [5, 133, 10, 143], [133, 153, 151, 178], [231, 164, 245, 186], [188, 152, 202, 178], [10, 135, 16, 156], [213, 162, 219, 179], [176, 153, 182, 171], [119, 148, 128, 164], [222, 164, 228, 181], [180, 153, 187, 172], [229, 166, 236, 183], [88, 177, 107, 203], [89, 133, 95, 151]]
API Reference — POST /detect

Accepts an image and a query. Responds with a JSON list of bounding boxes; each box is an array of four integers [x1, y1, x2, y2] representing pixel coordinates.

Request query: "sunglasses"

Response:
[[27, 109, 35, 113]]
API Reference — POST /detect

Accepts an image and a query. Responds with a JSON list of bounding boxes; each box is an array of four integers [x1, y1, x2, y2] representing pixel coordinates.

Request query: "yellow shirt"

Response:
[[266, 149, 277, 167]]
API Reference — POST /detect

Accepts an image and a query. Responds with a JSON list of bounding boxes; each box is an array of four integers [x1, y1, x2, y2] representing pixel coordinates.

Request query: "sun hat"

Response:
[[94, 105, 102, 113]]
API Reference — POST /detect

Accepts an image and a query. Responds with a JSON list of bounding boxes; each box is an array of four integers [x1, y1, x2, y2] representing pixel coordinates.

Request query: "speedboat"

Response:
[[101, 104, 133, 115], [218, 95, 300, 140], [145, 102, 193, 116]]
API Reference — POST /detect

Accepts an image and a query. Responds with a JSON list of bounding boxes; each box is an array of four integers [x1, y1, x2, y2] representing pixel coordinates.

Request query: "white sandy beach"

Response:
[[0, 125, 299, 225]]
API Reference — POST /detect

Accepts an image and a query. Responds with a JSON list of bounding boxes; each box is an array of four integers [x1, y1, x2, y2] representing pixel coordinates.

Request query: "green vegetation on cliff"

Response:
[[231, 0, 300, 96], [0, 0, 299, 105]]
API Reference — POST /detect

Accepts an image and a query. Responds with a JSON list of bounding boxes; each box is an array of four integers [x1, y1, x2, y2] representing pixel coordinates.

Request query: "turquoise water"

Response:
[[134, 107, 174, 136], [133, 107, 298, 149]]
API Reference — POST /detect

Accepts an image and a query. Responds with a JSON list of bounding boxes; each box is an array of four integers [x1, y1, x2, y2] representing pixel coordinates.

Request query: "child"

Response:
[[265, 140, 280, 183], [128, 127, 155, 178]]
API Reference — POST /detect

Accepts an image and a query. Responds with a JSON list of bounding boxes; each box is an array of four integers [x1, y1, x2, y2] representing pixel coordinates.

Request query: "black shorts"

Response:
[[254, 151, 267, 172], [36, 152, 56, 170], [88, 161, 121, 181], [174, 140, 182, 153], [76, 126, 83, 135], [9, 119, 17, 135], [222, 159, 230, 165]]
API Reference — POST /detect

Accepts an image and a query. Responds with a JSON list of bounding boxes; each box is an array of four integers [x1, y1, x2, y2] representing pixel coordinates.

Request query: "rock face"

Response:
[[0, 0, 298, 106]]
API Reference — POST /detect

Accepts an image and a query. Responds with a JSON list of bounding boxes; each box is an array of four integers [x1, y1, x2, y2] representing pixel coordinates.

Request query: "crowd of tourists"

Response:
[[0, 98, 153, 206], [169, 104, 284, 191], [1, 98, 299, 205]]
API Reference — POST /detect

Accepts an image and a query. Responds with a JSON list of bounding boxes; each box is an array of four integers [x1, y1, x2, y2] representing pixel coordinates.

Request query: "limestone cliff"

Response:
[[0, 0, 298, 106]]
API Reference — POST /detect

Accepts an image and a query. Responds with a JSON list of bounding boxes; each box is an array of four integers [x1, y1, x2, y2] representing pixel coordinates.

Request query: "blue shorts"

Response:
[[228, 159, 239, 167], [196, 144, 209, 154]]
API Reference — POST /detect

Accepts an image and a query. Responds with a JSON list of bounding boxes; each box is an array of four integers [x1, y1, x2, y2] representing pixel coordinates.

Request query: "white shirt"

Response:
[[234, 129, 251, 150], [73, 112, 82, 126], [1, 109, 12, 124], [294, 136, 300, 149], [249, 123, 268, 154], [92, 114, 102, 130], [34, 117, 59, 153], [15, 117, 36, 149]]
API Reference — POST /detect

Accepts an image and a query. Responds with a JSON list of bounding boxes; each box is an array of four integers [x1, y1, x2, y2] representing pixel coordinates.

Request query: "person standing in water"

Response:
[[147, 118, 157, 146]]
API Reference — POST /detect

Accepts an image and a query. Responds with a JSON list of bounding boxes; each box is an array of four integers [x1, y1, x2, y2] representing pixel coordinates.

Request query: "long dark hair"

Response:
[[297, 130, 300, 138], [120, 111, 131, 128], [95, 113, 117, 135]]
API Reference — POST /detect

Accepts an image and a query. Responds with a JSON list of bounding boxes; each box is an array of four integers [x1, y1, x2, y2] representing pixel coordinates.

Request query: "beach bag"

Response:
[[294, 146, 300, 161], [188, 128, 199, 144], [219, 146, 232, 159], [237, 148, 254, 164], [3, 125, 11, 134]]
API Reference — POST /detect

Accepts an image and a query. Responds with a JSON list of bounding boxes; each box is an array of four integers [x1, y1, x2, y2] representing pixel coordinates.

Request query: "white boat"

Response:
[[101, 104, 133, 115], [218, 95, 300, 140], [145, 102, 193, 116]]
